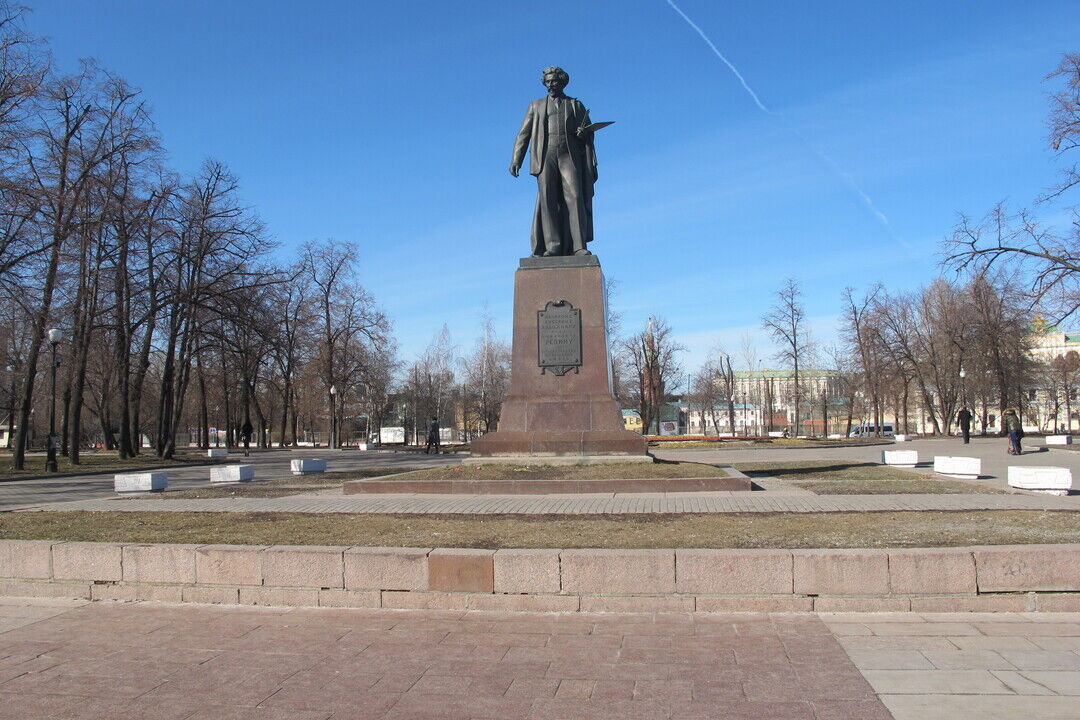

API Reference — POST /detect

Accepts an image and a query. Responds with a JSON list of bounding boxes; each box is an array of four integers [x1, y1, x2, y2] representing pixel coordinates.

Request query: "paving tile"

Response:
[[881, 694, 1080, 720], [862, 669, 1015, 694], [821, 622, 872, 636], [948, 635, 1042, 651], [845, 649, 935, 669], [975, 623, 1080, 636], [998, 650, 1080, 670], [1016, 670, 1080, 695], [185, 709, 332, 720], [670, 699, 815, 719], [0, 600, 912, 719], [990, 670, 1059, 695], [838, 635, 959, 651], [920, 649, 1016, 670], [1028, 636, 1080, 650], [554, 678, 594, 698], [868, 622, 981, 636]]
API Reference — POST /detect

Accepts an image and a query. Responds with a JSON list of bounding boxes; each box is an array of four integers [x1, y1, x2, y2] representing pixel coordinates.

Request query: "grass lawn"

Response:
[[0, 510, 1075, 548], [0, 453, 205, 481], [367, 461, 726, 483], [735, 460, 1006, 494]]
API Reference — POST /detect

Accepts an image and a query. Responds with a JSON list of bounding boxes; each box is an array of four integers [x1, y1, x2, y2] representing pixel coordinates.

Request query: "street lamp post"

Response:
[[46, 328, 63, 472], [741, 391, 747, 436], [329, 385, 337, 449], [4, 362, 15, 450]]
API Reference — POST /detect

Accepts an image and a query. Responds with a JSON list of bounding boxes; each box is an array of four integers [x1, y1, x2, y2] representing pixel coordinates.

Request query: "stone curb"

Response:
[[0, 539, 1075, 613]]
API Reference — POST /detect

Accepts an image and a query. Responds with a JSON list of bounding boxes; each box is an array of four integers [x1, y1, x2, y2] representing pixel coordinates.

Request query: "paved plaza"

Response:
[[0, 450, 460, 510], [662, 436, 1080, 490], [31, 490, 1078, 515], [0, 438, 1076, 514], [0, 598, 1075, 719]]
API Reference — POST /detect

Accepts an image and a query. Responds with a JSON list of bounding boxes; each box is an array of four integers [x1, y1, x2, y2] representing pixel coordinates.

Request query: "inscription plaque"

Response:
[[537, 300, 582, 375]]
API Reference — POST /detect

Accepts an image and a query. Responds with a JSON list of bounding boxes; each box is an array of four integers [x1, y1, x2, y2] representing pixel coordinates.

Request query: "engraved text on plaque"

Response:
[[537, 300, 582, 375]]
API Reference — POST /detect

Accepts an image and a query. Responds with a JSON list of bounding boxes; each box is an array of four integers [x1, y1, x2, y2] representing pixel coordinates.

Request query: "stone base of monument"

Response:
[[343, 473, 749, 495], [470, 255, 648, 460], [464, 454, 654, 466]]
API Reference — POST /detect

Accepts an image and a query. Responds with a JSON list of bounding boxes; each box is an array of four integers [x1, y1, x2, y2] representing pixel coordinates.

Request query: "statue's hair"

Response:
[[541, 66, 569, 85]]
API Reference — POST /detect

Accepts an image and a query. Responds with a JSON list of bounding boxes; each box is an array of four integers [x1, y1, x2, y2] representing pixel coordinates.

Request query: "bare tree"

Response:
[[462, 316, 510, 436], [945, 55, 1080, 320], [301, 238, 390, 448], [1045, 53, 1080, 202], [12, 64, 155, 468], [620, 316, 683, 434], [762, 278, 810, 435], [689, 347, 734, 435]]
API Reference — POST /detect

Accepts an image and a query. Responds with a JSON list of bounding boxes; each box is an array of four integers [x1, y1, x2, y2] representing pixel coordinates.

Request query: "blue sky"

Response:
[[28, 0, 1080, 373]]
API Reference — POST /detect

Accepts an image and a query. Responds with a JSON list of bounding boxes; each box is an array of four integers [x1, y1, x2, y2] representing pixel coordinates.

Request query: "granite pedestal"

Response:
[[471, 255, 647, 459]]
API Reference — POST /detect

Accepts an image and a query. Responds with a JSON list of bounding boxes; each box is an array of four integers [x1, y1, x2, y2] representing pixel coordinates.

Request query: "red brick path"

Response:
[[0, 602, 892, 719]]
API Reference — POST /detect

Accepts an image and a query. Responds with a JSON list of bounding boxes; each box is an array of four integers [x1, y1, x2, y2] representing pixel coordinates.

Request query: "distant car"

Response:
[[848, 423, 895, 438]]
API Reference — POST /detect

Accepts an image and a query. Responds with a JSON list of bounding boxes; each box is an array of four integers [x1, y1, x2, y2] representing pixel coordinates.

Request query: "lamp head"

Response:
[[47, 328, 63, 344]]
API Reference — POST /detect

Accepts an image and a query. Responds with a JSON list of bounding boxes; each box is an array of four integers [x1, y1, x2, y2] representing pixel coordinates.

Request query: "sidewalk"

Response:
[[0, 597, 1075, 719], [17, 490, 1078, 514], [660, 436, 1080, 490]]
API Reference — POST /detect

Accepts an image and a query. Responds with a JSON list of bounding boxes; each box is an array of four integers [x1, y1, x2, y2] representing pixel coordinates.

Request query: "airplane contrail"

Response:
[[663, 0, 902, 243]]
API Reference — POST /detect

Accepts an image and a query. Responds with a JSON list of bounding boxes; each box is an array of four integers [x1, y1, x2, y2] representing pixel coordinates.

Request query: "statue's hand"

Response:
[[509, 163, 520, 177]]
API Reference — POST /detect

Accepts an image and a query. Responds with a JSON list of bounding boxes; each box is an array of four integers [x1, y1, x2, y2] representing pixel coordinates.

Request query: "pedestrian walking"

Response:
[[424, 416, 440, 454], [958, 407, 972, 444], [1003, 408, 1023, 455], [241, 419, 254, 457]]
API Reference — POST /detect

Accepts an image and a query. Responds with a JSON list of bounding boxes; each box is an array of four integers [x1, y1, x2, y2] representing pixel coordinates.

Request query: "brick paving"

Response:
[[0, 599, 1078, 718], [28, 490, 1078, 515], [0, 597, 892, 719]]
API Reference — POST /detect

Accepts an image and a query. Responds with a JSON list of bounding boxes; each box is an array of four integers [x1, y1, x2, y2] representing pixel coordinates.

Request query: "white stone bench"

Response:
[[207, 448, 228, 459], [1045, 435, 1073, 446], [881, 450, 918, 468], [893, 434, 910, 442], [210, 464, 254, 484], [114, 472, 168, 494], [291, 458, 327, 476], [767, 431, 785, 438], [827, 434, 842, 440], [1007, 466, 1073, 495], [933, 456, 981, 480]]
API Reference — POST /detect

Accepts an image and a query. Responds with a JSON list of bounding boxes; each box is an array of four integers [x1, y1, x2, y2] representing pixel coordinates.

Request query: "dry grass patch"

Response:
[[371, 460, 725, 483], [735, 460, 1005, 494], [1, 510, 1076, 548]]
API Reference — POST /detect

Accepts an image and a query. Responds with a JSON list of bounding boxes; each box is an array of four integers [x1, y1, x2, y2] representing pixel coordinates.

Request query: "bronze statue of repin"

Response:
[[510, 67, 612, 257]]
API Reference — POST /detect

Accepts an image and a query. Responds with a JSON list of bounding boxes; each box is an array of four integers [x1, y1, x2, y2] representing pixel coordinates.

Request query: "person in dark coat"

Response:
[[424, 416, 440, 454], [1003, 408, 1023, 455], [510, 66, 599, 257], [240, 419, 254, 457], [958, 407, 972, 444]]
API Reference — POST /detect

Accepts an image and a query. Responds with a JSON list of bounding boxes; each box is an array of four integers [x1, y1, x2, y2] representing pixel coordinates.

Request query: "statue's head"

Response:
[[541, 66, 569, 95]]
